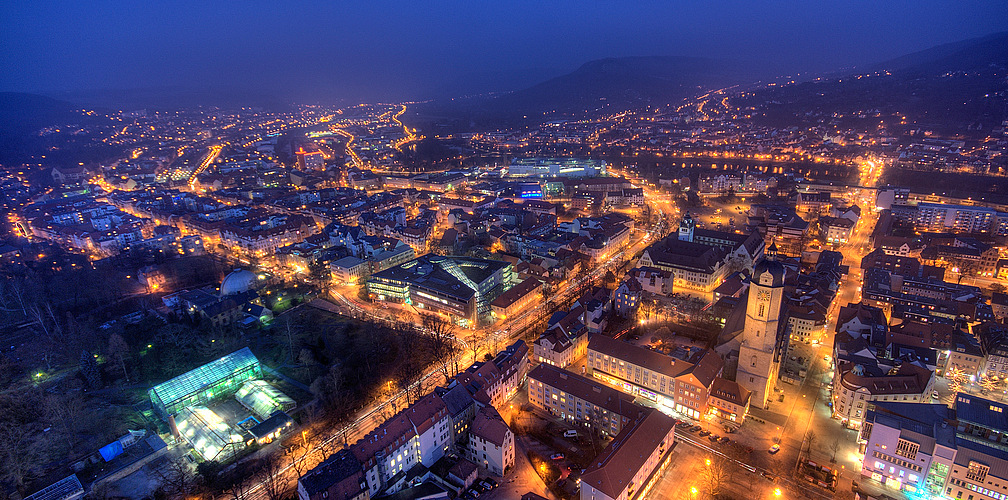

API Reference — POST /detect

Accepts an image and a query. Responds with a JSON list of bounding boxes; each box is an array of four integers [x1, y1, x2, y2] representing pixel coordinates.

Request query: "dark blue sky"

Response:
[[2, 1, 1006, 102]]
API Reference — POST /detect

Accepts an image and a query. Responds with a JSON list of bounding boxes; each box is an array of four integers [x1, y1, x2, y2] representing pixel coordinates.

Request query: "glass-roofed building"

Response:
[[149, 347, 261, 420], [177, 406, 248, 462], [235, 380, 295, 420]]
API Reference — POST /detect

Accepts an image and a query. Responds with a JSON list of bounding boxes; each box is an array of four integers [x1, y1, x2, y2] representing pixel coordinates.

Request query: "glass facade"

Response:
[[149, 347, 261, 419]]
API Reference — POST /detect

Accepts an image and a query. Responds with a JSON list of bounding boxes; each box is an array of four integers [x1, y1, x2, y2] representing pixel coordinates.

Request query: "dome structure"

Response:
[[220, 269, 258, 297]]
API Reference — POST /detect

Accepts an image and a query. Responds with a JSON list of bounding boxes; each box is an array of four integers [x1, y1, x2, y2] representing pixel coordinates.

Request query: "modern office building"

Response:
[[506, 157, 606, 178], [368, 255, 515, 327], [149, 347, 261, 420]]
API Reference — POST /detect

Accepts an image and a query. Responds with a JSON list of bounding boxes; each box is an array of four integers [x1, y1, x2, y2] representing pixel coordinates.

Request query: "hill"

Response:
[[413, 56, 766, 130], [734, 32, 1008, 135]]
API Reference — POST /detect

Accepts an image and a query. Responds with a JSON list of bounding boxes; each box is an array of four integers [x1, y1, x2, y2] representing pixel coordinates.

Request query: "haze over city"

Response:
[[1, 3, 1008, 500], [3, 1, 1007, 102]]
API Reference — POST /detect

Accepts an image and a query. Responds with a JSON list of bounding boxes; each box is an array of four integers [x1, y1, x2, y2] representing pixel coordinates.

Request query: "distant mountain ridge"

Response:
[[414, 55, 768, 128]]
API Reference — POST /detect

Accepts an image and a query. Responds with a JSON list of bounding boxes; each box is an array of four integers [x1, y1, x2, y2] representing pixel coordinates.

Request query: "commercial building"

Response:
[[579, 409, 677, 500], [369, 255, 515, 327], [506, 157, 606, 178], [149, 347, 261, 420], [490, 277, 542, 322], [586, 334, 723, 420], [859, 394, 1008, 499]]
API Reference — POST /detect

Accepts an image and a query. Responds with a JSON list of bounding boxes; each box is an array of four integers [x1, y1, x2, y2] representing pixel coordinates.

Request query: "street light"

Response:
[[774, 487, 782, 497]]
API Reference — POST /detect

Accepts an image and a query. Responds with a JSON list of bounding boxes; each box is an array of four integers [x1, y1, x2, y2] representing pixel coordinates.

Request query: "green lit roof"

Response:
[[150, 348, 259, 407], [235, 380, 294, 420]]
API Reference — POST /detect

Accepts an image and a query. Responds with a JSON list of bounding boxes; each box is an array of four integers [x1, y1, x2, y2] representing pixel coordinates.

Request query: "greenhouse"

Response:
[[234, 380, 295, 420], [149, 347, 261, 420], [176, 406, 247, 463]]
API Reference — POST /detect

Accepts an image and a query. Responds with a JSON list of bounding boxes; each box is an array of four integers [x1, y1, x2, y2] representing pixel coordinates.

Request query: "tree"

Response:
[[45, 391, 84, 452], [830, 437, 841, 463], [258, 452, 289, 500], [422, 314, 462, 380], [107, 333, 130, 383], [0, 422, 42, 495], [699, 454, 730, 498]]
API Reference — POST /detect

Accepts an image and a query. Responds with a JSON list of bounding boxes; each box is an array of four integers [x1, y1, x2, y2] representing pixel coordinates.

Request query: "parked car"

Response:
[[550, 453, 565, 460], [699, 430, 710, 437], [486, 479, 498, 488], [468, 489, 481, 498], [479, 480, 495, 491], [690, 425, 702, 432], [769, 444, 780, 454], [719, 436, 730, 444], [708, 434, 720, 442], [564, 430, 579, 438]]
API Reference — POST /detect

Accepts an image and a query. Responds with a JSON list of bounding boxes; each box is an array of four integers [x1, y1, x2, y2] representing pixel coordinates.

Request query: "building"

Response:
[[350, 393, 452, 497], [707, 377, 752, 427], [532, 313, 589, 368], [586, 334, 723, 420], [466, 406, 514, 476], [148, 347, 261, 420], [638, 214, 763, 294], [506, 157, 606, 178], [859, 394, 1008, 499], [24, 475, 84, 500], [831, 331, 935, 430], [820, 216, 855, 245], [490, 277, 542, 322], [859, 402, 955, 497], [368, 255, 515, 327], [298, 449, 369, 500], [735, 247, 788, 409], [528, 364, 646, 436], [613, 278, 643, 317], [176, 405, 248, 462], [331, 256, 370, 284], [579, 409, 677, 500]]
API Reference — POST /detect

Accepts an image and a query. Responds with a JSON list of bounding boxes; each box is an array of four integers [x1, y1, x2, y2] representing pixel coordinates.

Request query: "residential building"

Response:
[[579, 409, 677, 500], [298, 449, 369, 500], [528, 364, 646, 436], [466, 406, 514, 476]]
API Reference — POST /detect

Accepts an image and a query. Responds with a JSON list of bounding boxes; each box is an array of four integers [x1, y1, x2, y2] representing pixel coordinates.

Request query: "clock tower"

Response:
[[737, 243, 786, 409]]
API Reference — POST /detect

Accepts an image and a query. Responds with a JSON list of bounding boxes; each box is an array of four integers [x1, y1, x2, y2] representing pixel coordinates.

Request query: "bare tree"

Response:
[[422, 314, 462, 379], [699, 453, 731, 498], [0, 423, 42, 495], [830, 437, 841, 463], [45, 391, 84, 452], [155, 459, 191, 498], [285, 441, 312, 480], [258, 452, 289, 500], [107, 333, 130, 383]]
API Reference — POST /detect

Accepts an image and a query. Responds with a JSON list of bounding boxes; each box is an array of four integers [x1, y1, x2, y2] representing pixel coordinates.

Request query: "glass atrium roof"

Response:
[[235, 380, 294, 420]]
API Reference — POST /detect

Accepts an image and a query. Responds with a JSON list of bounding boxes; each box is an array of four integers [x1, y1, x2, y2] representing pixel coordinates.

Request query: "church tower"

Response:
[[737, 243, 786, 409], [678, 212, 695, 242]]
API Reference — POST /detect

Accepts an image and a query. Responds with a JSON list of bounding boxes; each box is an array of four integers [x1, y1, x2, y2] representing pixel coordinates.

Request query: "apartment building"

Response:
[[528, 364, 646, 436]]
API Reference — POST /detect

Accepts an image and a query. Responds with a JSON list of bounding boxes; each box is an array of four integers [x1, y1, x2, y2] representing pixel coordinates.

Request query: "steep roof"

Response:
[[580, 409, 676, 500]]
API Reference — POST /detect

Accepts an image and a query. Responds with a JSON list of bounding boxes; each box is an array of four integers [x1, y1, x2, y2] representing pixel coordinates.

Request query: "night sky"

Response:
[[2, 1, 1006, 102]]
